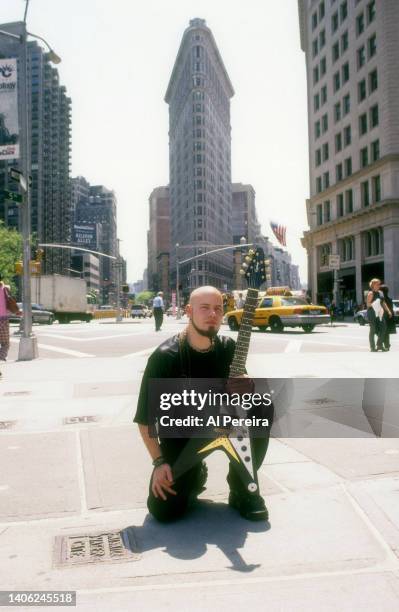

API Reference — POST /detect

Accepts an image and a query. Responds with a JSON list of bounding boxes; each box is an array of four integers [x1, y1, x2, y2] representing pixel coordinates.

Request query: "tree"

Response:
[[136, 291, 155, 305], [0, 221, 23, 293]]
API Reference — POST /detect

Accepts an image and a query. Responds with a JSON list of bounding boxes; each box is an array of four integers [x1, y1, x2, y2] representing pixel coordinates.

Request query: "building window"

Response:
[[312, 38, 319, 58], [364, 227, 383, 256], [358, 79, 366, 102], [320, 56, 327, 76], [370, 104, 379, 128], [314, 93, 320, 111], [323, 200, 331, 222], [313, 66, 320, 84], [337, 193, 344, 217], [344, 157, 352, 177], [367, 1, 376, 24], [357, 46, 366, 69], [341, 30, 349, 52], [343, 93, 350, 115], [331, 11, 339, 33], [333, 71, 340, 92], [334, 102, 341, 122], [312, 11, 318, 30], [316, 177, 322, 193], [372, 175, 381, 202], [323, 171, 330, 189], [371, 139, 380, 161], [368, 34, 377, 58], [319, 243, 331, 266], [315, 120, 321, 138], [322, 142, 329, 161], [319, 29, 326, 49], [345, 189, 353, 213], [360, 146, 368, 168], [321, 85, 327, 104], [317, 203, 323, 225], [315, 148, 322, 166], [369, 68, 378, 92], [336, 163, 343, 181], [332, 41, 340, 62], [361, 180, 370, 207], [340, 1, 348, 22], [340, 236, 355, 261], [335, 132, 342, 152], [359, 112, 368, 135], [319, 1, 325, 20], [342, 62, 349, 83], [322, 113, 328, 132], [344, 124, 351, 146], [356, 13, 365, 36]]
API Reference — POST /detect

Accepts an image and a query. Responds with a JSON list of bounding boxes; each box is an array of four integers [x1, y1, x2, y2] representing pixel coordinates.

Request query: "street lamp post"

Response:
[[0, 19, 61, 360]]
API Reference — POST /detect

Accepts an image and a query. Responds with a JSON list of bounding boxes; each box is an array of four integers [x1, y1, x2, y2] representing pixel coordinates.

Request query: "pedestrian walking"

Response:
[[152, 291, 164, 331], [380, 284, 396, 351], [0, 274, 21, 374], [366, 278, 392, 351]]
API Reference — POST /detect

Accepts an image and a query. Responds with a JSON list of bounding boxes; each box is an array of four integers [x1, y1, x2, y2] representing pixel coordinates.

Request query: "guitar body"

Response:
[[172, 249, 268, 496]]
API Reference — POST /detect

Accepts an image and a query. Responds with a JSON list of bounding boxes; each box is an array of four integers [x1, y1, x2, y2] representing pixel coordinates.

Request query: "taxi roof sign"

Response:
[[265, 286, 292, 296]]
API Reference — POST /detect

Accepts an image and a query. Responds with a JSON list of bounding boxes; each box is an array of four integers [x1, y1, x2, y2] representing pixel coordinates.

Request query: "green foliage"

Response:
[[0, 221, 23, 293], [136, 290, 155, 305]]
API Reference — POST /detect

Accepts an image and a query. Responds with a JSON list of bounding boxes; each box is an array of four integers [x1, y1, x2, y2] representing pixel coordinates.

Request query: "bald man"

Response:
[[134, 286, 270, 522]]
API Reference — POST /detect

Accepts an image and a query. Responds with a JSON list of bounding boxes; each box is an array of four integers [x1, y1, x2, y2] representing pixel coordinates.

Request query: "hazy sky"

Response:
[[1, 0, 310, 284]]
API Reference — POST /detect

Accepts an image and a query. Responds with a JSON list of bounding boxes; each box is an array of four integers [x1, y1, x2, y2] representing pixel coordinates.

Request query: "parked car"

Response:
[[131, 304, 150, 318], [9, 303, 54, 325]]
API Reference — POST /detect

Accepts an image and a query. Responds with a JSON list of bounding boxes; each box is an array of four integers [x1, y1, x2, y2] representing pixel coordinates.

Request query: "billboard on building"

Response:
[[0, 58, 19, 160], [73, 223, 97, 250]]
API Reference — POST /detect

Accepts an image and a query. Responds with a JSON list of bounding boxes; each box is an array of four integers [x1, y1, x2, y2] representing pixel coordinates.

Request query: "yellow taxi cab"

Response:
[[225, 288, 330, 333]]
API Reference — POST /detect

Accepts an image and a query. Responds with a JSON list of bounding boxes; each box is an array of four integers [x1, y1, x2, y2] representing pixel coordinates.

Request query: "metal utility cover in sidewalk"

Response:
[[64, 416, 98, 425], [54, 529, 140, 567]]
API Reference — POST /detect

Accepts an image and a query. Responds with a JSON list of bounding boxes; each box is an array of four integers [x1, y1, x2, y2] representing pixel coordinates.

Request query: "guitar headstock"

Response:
[[240, 246, 267, 289]]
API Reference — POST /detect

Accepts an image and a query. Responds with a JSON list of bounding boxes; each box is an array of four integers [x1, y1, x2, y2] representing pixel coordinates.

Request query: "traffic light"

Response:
[[122, 284, 129, 293], [15, 261, 23, 275]]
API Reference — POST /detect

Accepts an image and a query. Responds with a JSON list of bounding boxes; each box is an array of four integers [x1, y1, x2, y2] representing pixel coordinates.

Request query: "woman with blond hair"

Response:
[[366, 278, 392, 351]]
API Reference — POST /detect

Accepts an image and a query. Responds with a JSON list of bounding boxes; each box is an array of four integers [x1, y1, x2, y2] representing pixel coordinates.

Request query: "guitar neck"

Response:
[[229, 288, 259, 376]]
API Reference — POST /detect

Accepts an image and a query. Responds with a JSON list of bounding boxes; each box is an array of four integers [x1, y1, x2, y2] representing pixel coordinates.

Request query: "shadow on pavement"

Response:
[[121, 500, 270, 572]]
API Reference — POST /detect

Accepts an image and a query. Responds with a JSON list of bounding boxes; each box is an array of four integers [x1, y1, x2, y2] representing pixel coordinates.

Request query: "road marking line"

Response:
[[123, 346, 158, 358], [9, 338, 94, 358], [284, 340, 302, 353], [38, 332, 151, 342]]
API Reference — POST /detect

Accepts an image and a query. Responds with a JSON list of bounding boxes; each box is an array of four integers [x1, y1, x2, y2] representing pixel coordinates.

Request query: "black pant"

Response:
[[147, 436, 270, 523], [153, 307, 163, 331], [368, 310, 386, 350]]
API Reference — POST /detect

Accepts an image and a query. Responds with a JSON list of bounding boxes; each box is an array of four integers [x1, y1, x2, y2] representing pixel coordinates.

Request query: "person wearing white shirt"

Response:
[[153, 292, 164, 331]]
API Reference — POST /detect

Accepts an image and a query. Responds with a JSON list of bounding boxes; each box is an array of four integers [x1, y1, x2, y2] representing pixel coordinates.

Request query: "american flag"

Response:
[[270, 221, 287, 247]]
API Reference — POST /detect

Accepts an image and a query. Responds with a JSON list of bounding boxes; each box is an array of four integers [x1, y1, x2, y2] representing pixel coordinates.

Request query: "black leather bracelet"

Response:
[[152, 455, 166, 468]]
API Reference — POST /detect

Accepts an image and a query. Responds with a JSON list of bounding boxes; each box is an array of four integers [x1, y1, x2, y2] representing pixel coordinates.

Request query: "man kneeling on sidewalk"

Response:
[[133, 286, 271, 523]]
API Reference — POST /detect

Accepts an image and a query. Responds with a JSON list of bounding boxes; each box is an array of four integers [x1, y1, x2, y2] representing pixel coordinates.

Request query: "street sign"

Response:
[[328, 254, 340, 270], [3, 190, 23, 204], [9, 168, 27, 191]]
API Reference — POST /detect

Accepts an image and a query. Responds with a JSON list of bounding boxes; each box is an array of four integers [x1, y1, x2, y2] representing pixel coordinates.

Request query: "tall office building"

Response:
[[147, 186, 171, 297], [74, 181, 118, 303], [299, 1, 399, 304], [232, 183, 261, 244], [0, 22, 72, 275], [165, 18, 234, 292]]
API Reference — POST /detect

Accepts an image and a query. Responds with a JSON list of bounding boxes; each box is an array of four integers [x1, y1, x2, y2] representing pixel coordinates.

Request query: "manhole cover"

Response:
[[54, 529, 140, 567], [63, 416, 98, 425], [0, 421, 16, 430], [306, 397, 336, 406], [3, 391, 31, 397]]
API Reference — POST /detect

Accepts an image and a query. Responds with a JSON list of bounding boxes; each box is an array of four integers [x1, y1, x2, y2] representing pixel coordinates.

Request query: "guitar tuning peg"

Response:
[[239, 269, 246, 275], [244, 256, 251, 262]]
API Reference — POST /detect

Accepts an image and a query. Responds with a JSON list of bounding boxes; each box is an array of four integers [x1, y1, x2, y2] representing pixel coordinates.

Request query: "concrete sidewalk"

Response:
[[0, 356, 399, 611]]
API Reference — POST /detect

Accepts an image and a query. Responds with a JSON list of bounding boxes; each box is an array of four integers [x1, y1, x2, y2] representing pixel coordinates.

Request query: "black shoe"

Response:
[[370, 348, 377, 352], [228, 490, 269, 521]]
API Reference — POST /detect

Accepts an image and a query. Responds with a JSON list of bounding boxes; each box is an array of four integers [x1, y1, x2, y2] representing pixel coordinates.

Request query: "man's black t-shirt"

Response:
[[134, 332, 236, 427]]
